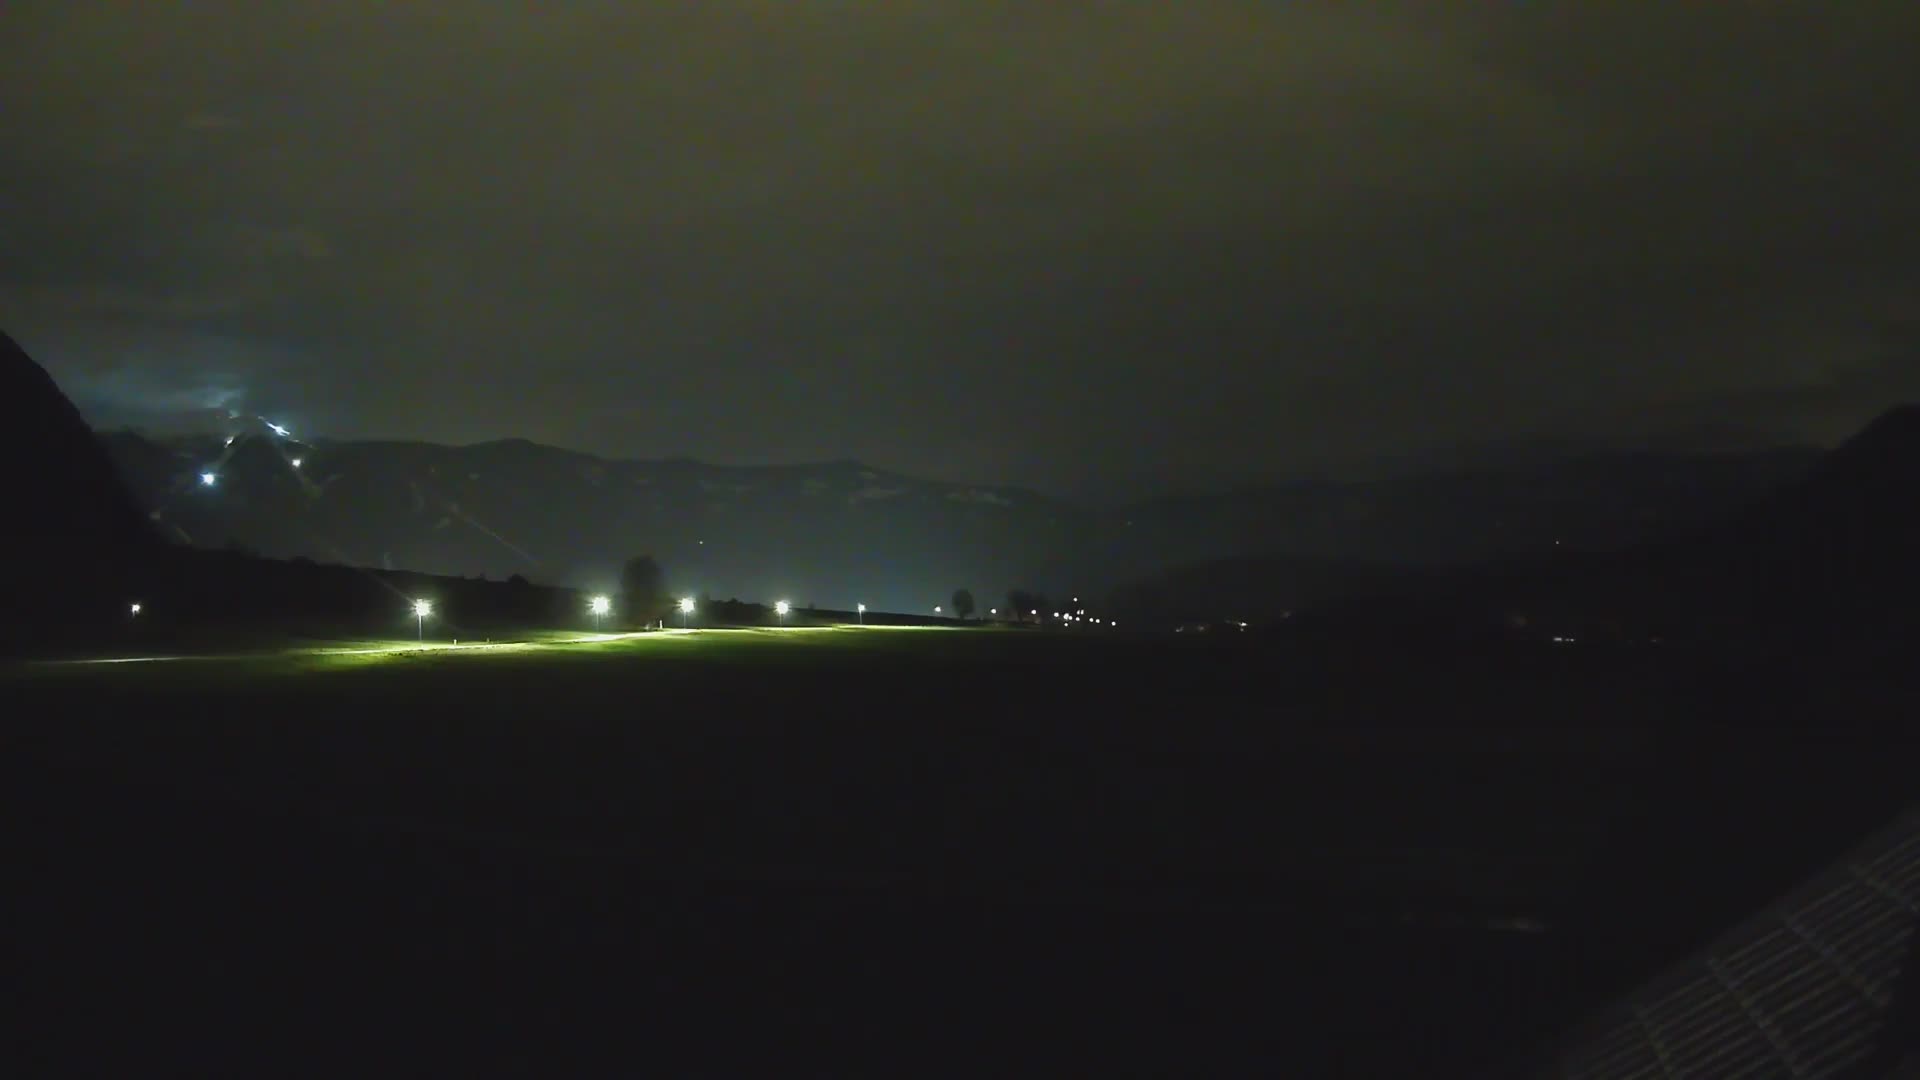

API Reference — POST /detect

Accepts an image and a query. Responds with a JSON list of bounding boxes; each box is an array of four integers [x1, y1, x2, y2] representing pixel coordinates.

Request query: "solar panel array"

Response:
[[1555, 811, 1919, 1080]]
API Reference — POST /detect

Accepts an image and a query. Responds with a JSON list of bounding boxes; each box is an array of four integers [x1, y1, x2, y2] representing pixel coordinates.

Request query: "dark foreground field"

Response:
[[4, 627, 1913, 1075]]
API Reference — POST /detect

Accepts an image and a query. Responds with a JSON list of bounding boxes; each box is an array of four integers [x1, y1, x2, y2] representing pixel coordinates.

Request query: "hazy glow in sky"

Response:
[[3, 3, 1918, 497]]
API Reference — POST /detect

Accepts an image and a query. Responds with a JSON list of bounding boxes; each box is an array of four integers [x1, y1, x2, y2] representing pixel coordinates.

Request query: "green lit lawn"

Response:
[[13, 623, 997, 676]]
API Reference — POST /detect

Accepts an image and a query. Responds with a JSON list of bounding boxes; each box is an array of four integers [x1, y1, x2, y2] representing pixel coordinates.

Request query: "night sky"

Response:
[[4, 3, 1917, 499]]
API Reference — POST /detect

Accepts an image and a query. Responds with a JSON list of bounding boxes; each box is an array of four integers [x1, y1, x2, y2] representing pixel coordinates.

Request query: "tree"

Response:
[[1007, 590, 1034, 621], [951, 588, 976, 621], [621, 555, 666, 625], [1006, 590, 1047, 623]]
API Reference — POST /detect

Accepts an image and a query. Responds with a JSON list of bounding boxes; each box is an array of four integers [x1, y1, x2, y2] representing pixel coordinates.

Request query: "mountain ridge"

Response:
[[97, 422, 1826, 613]]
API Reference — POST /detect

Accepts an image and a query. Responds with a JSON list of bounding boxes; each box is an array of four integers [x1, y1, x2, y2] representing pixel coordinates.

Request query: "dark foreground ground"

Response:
[[4, 627, 1914, 1076]]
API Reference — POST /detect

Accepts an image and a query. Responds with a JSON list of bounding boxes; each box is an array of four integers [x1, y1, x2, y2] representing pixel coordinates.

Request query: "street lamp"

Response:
[[199, 471, 217, 487], [857, 602, 866, 625], [775, 600, 790, 625], [934, 605, 942, 615], [129, 602, 142, 617], [589, 594, 610, 631], [413, 598, 432, 640], [679, 596, 694, 629]]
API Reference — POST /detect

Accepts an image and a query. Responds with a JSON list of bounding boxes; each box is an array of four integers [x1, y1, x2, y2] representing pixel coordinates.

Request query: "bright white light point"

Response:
[[413, 599, 432, 618], [199, 472, 217, 487], [679, 597, 694, 613], [934, 606, 942, 614], [290, 457, 303, 468], [857, 603, 866, 612], [1030, 610, 1037, 616], [989, 608, 996, 615], [129, 603, 142, 616], [590, 595, 611, 615], [268, 422, 290, 437], [774, 600, 790, 616], [224, 436, 235, 447]]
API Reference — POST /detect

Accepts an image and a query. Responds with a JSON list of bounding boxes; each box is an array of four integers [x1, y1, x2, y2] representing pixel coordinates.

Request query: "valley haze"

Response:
[[100, 425, 1820, 617]]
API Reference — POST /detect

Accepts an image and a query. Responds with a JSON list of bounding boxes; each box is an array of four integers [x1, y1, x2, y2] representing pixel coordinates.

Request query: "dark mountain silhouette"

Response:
[[98, 427, 1818, 612], [1111, 405, 1920, 643], [1674, 403, 1920, 638], [0, 329, 159, 630], [0, 331, 595, 651]]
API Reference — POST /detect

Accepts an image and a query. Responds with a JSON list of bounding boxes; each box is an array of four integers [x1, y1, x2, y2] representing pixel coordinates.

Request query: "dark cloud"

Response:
[[3, 2, 1917, 497]]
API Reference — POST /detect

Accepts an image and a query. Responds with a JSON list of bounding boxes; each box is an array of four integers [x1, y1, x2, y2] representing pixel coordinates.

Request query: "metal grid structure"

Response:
[[1554, 810, 1920, 1080]]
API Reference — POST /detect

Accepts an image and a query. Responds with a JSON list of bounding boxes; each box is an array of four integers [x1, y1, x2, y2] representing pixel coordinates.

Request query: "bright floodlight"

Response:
[[590, 595, 612, 615], [129, 602, 142, 616], [679, 597, 695, 614], [267, 421, 290, 437], [413, 599, 432, 618], [934, 605, 942, 614], [775, 600, 791, 616], [199, 471, 217, 487], [290, 457, 303, 468], [857, 603, 866, 612]]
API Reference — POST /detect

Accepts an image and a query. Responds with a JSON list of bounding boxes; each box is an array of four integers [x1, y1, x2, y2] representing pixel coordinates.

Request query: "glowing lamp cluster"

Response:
[[589, 595, 612, 616]]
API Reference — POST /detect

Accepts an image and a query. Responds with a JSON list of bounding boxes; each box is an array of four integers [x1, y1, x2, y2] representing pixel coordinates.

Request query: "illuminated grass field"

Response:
[[7, 624, 1911, 1073], [21, 623, 1097, 679]]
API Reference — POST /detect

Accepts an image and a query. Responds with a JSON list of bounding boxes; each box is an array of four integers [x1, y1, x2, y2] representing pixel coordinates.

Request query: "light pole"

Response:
[[413, 598, 432, 641], [775, 600, 790, 625], [679, 596, 695, 629], [857, 603, 866, 625], [589, 594, 610, 631]]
